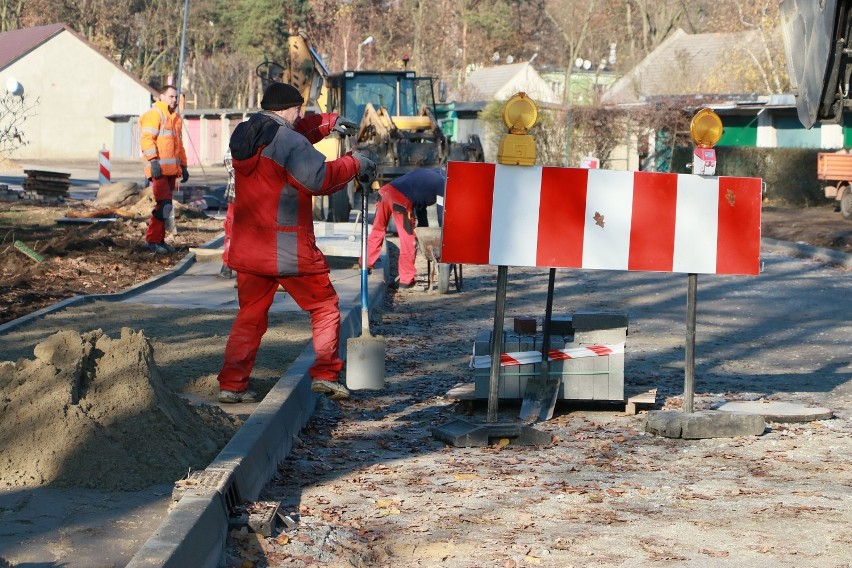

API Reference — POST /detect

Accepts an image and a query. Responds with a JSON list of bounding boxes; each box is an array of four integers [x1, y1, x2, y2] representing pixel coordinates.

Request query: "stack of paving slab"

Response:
[[473, 311, 627, 401], [21, 169, 71, 202]]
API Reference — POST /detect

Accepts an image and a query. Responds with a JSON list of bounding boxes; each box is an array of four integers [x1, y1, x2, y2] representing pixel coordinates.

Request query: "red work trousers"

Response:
[[217, 270, 343, 392], [145, 175, 176, 244], [365, 185, 417, 285]]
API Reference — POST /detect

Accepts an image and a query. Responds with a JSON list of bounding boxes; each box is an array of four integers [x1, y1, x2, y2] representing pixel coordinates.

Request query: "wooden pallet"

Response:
[[624, 388, 658, 415]]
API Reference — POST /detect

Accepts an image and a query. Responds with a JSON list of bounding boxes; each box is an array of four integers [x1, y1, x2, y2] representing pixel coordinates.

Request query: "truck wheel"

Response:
[[438, 263, 451, 294], [841, 189, 852, 220]]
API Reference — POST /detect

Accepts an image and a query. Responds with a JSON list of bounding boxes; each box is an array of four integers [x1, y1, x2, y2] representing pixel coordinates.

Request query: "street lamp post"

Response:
[[176, 0, 190, 102], [356, 36, 374, 71]]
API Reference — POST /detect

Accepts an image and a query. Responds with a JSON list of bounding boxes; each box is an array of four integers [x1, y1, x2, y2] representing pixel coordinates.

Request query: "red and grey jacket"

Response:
[[227, 111, 359, 276]]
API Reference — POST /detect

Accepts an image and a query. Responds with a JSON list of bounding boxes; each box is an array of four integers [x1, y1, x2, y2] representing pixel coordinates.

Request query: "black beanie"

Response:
[[261, 82, 305, 111]]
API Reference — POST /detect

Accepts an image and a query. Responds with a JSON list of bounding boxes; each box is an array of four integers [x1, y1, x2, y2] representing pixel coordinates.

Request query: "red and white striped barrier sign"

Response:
[[470, 343, 625, 369], [98, 146, 110, 184], [442, 162, 762, 275]]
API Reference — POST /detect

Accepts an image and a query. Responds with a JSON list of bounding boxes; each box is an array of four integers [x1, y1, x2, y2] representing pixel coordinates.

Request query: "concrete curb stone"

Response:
[[126, 248, 387, 568]]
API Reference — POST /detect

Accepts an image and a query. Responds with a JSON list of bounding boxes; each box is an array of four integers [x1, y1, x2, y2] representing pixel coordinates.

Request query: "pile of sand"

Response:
[[0, 328, 238, 490]]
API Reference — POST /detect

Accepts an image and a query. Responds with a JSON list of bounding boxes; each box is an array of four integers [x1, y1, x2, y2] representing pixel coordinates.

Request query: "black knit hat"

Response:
[[261, 82, 305, 111]]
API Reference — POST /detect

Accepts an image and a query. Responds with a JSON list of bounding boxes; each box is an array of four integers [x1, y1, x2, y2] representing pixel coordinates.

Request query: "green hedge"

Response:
[[671, 146, 823, 206]]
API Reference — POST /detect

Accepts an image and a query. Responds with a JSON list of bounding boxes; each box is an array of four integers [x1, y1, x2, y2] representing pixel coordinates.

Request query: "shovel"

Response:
[[519, 268, 560, 422], [346, 173, 386, 390]]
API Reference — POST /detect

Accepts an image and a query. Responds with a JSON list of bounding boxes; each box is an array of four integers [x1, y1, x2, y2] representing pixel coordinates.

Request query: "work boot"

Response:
[[218, 264, 233, 279], [218, 389, 258, 403], [389, 279, 416, 290], [310, 380, 350, 400]]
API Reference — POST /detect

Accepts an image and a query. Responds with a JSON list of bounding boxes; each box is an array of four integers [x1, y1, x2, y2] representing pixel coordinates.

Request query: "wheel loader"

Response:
[[255, 32, 484, 222], [780, 0, 852, 129], [780, 0, 852, 219]]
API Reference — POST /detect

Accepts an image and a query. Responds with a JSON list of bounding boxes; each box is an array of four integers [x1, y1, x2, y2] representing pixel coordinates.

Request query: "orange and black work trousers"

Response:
[[145, 175, 176, 244]]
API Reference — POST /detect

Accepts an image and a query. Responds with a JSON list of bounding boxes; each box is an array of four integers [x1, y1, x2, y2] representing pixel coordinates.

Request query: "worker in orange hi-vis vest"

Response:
[[140, 83, 188, 254]]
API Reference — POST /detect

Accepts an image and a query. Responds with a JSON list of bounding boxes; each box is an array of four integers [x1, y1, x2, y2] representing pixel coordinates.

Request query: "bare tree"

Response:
[[0, 91, 38, 162], [0, 0, 24, 32]]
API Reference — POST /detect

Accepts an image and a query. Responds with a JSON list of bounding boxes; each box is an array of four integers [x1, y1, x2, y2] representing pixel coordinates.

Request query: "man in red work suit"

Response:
[[140, 84, 189, 253], [217, 82, 375, 403], [364, 168, 446, 288]]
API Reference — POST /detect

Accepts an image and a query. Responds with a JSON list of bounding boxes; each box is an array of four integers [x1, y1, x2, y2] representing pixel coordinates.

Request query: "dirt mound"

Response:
[[0, 198, 224, 325], [0, 328, 238, 490]]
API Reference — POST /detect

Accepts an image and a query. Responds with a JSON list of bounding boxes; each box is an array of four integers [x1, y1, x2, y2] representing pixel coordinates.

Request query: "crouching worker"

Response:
[[364, 168, 446, 289], [217, 82, 373, 403]]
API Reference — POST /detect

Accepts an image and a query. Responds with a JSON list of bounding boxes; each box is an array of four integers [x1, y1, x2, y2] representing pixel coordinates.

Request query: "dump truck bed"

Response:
[[817, 152, 852, 182]]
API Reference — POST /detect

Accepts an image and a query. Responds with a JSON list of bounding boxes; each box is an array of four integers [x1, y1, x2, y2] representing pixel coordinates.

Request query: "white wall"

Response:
[[4, 30, 152, 161]]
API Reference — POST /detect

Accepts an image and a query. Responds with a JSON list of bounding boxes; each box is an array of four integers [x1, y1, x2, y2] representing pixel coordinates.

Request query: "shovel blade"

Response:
[[519, 375, 563, 422], [346, 335, 386, 390]]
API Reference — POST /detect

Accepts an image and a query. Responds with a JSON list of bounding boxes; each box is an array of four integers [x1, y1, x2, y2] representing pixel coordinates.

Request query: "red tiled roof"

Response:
[[0, 23, 65, 69], [0, 22, 156, 95]]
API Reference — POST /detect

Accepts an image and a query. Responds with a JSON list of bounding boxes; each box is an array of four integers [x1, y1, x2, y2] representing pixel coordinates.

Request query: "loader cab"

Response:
[[325, 71, 438, 123]]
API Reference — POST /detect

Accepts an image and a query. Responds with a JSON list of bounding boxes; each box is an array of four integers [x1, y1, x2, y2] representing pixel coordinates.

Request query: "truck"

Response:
[[817, 152, 852, 219], [256, 32, 483, 222], [780, 0, 852, 220]]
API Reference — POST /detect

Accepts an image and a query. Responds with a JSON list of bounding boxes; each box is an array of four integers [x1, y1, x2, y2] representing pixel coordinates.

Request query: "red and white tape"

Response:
[[470, 342, 625, 370]]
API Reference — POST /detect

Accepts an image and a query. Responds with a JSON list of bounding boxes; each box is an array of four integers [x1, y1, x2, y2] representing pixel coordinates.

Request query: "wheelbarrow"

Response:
[[415, 227, 462, 294]]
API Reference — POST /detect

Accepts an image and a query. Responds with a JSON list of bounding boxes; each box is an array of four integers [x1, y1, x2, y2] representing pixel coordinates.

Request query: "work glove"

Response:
[[333, 117, 358, 137], [149, 160, 162, 180], [181, 165, 190, 183], [353, 152, 377, 183]]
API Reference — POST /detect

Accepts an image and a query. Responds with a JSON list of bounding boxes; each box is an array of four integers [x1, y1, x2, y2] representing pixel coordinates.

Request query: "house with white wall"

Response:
[[0, 23, 155, 162]]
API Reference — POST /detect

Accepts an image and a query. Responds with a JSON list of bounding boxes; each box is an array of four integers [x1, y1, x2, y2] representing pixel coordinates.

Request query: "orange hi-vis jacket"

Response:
[[140, 100, 187, 178]]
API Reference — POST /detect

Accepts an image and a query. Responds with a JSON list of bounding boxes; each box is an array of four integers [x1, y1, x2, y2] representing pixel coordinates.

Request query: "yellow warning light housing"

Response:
[[690, 107, 723, 148], [497, 92, 538, 166]]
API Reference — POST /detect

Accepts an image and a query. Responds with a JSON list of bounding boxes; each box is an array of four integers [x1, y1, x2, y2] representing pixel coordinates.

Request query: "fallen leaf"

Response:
[[453, 473, 481, 480]]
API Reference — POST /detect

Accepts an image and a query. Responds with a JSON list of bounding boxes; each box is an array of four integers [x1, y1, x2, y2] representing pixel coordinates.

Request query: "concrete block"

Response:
[[593, 356, 610, 400], [573, 311, 628, 330], [607, 353, 625, 400], [471, 328, 624, 402], [550, 315, 574, 335], [314, 222, 335, 237], [514, 316, 536, 334], [644, 410, 766, 439], [575, 358, 595, 399], [474, 329, 492, 356], [575, 328, 627, 345], [503, 334, 521, 398], [516, 334, 536, 399]]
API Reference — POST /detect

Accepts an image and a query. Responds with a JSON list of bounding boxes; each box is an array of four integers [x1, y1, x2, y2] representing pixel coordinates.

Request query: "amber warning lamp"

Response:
[[497, 92, 538, 165], [690, 107, 723, 176]]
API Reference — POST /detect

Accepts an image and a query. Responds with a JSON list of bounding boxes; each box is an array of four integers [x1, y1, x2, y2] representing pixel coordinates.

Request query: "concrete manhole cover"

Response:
[[715, 401, 833, 423]]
